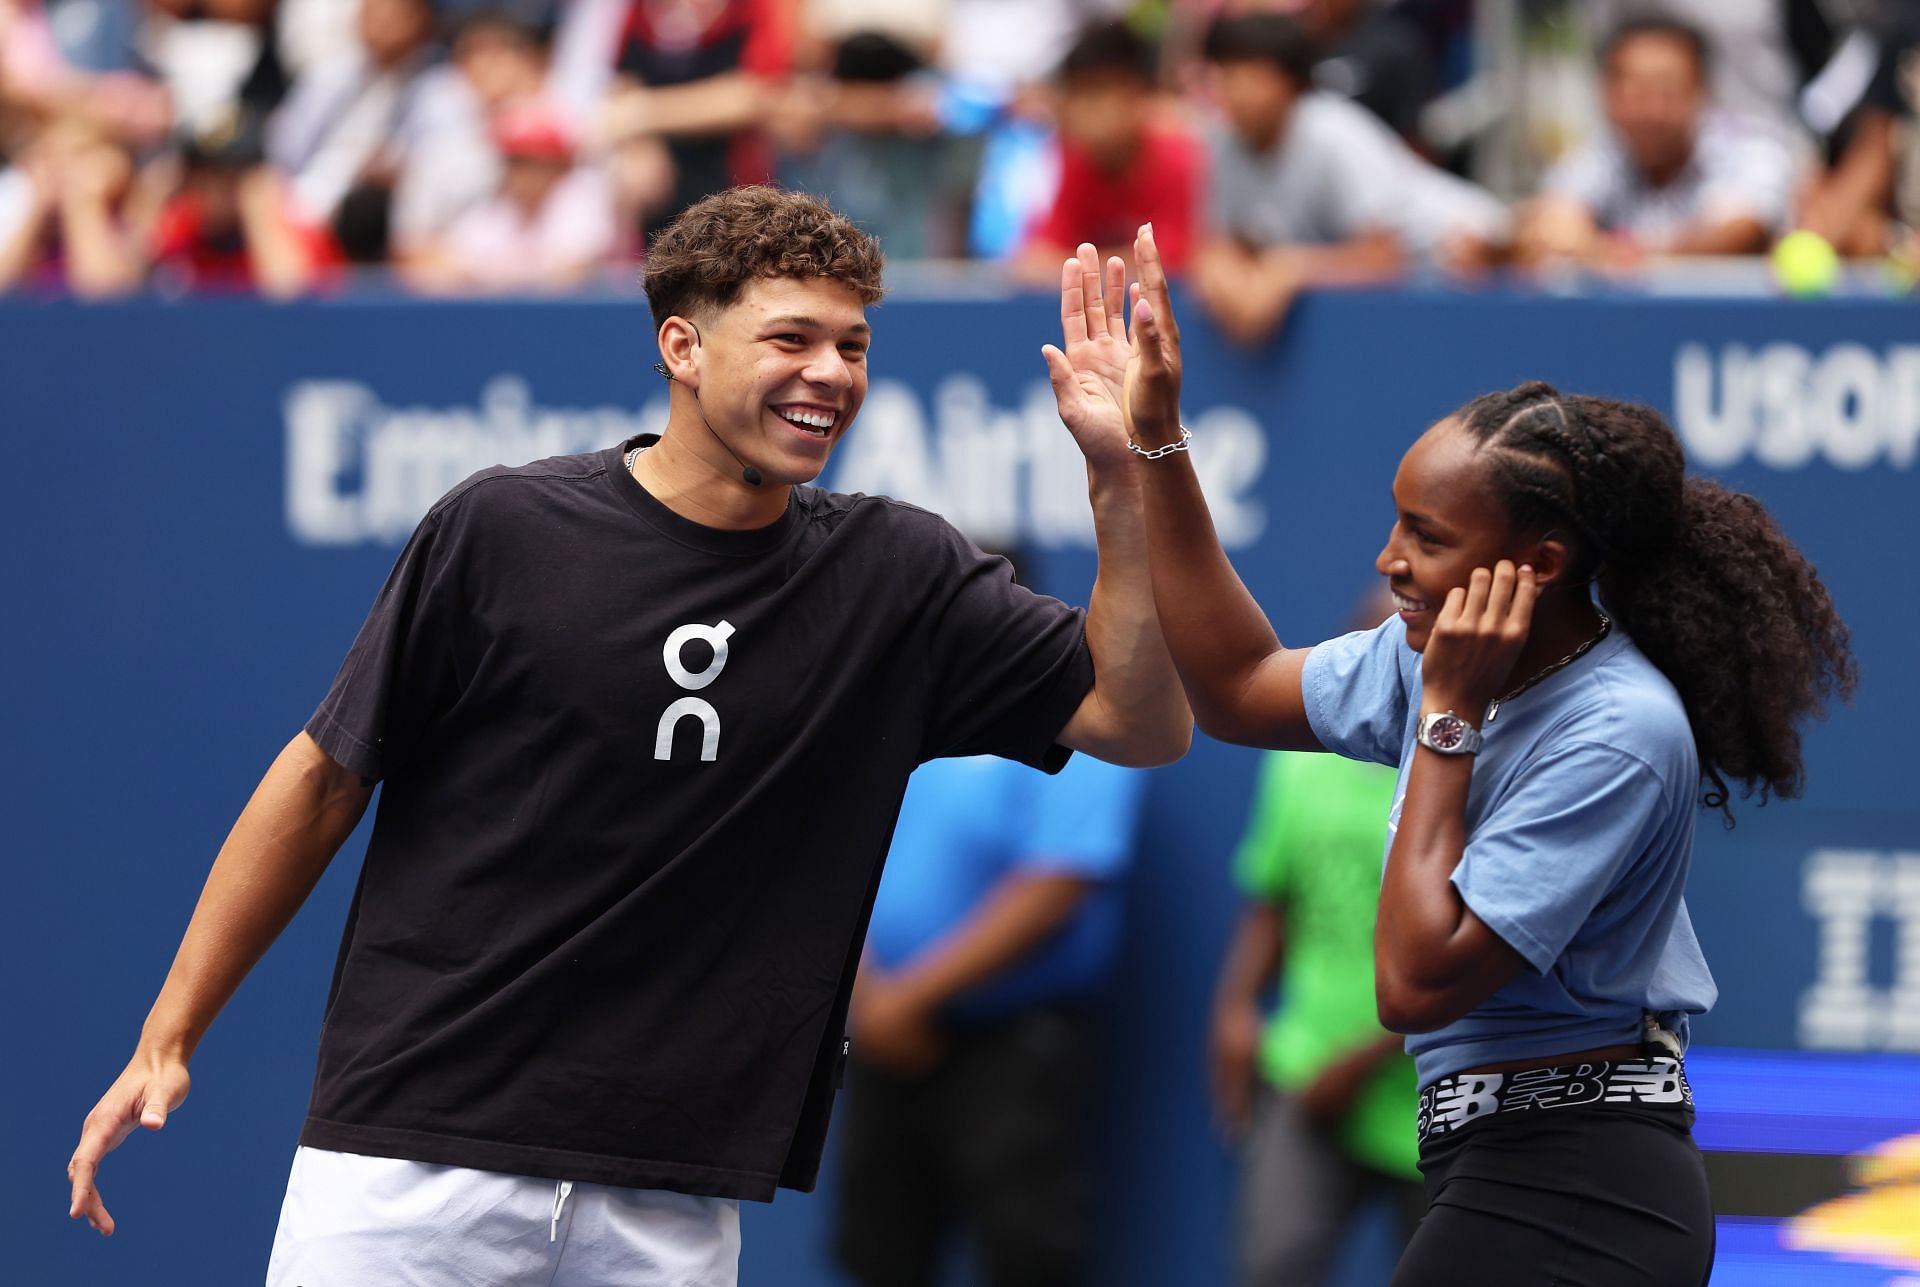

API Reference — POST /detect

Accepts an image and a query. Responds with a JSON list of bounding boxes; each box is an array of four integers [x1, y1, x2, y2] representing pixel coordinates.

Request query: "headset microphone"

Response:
[[653, 360, 763, 486]]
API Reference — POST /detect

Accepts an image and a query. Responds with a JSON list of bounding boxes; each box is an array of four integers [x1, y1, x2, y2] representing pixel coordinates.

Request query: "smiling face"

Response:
[[671, 275, 871, 486], [1375, 418, 1530, 651]]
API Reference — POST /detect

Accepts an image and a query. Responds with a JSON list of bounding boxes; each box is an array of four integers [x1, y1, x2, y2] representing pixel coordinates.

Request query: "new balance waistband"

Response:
[[1416, 1057, 1692, 1146]]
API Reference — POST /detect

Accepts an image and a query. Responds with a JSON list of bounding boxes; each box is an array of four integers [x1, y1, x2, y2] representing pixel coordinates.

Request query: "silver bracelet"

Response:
[[1126, 425, 1192, 460]]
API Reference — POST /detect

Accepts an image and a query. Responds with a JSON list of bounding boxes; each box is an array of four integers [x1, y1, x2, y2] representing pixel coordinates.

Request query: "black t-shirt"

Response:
[[298, 438, 1094, 1200]]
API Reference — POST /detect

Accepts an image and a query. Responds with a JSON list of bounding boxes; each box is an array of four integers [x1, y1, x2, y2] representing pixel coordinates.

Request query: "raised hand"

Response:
[[1419, 561, 1540, 718], [1041, 241, 1134, 470], [68, 1048, 192, 1236], [1124, 223, 1184, 448]]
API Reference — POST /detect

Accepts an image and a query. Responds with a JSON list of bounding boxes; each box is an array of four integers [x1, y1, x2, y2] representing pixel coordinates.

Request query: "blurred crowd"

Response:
[[2, 0, 1916, 330]]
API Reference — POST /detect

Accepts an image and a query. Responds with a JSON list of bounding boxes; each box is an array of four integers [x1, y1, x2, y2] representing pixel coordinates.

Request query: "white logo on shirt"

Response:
[[655, 620, 735, 762]]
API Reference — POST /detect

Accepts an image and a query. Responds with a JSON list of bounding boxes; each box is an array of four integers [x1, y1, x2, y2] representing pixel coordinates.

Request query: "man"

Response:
[[1517, 18, 1795, 267], [833, 660, 1146, 1287], [1192, 12, 1506, 345], [66, 186, 1189, 1285]]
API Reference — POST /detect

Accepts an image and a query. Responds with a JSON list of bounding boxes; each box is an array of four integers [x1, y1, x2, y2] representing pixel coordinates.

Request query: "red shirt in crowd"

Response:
[[1028, 124, 1202, 271], [149, 191, 341, 293]]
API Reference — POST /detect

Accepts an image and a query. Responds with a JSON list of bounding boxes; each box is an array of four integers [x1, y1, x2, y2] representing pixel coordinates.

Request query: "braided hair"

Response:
[[1453, 380, 1857, 823]]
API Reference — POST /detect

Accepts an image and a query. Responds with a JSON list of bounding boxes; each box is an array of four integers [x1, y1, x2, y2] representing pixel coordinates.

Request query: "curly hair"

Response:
[[1453, 380, 1857, 824], [641, 186, 885, 333]]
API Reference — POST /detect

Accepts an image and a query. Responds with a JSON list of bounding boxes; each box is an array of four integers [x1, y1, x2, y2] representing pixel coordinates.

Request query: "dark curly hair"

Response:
[[642, 186, 885, 333], [1454, 380, 1857, 823]]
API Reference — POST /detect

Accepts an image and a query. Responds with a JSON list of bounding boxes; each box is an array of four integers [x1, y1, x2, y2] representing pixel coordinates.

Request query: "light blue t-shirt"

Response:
[[1302, 617, 1718, 1085], [865, 753, 1143, 1021]]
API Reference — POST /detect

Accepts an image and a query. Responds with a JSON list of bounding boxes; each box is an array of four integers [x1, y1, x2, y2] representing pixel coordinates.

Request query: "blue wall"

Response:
[[5, 288, 1914, 1285]]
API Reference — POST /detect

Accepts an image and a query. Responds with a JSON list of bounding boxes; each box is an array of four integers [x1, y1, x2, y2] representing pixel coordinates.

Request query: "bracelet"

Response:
[[1126, 425, 1192, 460]]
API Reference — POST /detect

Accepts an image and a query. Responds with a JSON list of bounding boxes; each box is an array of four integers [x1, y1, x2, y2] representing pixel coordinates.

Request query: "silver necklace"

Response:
[[1484, 612, 1612, 723]]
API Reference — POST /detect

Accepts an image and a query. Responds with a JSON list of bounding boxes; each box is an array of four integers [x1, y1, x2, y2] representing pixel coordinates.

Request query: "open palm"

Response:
[[1043, 230, 1184, 466], [1043, 243, 1136, 469]]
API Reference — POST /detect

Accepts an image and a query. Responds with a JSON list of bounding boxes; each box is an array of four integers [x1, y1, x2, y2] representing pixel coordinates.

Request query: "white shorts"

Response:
[[265, 1146, 741, 1287]]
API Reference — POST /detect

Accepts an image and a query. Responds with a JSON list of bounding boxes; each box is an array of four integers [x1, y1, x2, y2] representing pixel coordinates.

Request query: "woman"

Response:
[[1045, 228, 1856, 1284]]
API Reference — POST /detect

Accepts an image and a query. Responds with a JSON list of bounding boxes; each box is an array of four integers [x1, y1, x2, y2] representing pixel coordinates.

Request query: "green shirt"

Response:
[[1232, 751, 1419, 1178]]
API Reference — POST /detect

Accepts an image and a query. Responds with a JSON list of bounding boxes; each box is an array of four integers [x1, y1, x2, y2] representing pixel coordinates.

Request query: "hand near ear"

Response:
[[1419, 561, 1540, 722]]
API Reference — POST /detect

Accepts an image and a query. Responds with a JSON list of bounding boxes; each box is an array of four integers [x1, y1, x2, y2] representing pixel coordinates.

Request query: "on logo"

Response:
[[654, 620, 734, 762], [1798, 849, 1920, 1050]]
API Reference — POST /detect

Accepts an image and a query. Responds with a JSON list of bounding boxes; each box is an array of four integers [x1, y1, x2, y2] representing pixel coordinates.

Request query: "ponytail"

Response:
[[1456, 382, 1857, 823]]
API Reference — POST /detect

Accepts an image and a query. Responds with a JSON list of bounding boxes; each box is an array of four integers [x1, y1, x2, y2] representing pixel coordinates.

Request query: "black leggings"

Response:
[[1391, 1105, 1714, 1286]]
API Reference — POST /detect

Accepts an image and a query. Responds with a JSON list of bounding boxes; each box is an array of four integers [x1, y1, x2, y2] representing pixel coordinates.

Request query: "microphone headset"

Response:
[[653, 329, 763, 486]]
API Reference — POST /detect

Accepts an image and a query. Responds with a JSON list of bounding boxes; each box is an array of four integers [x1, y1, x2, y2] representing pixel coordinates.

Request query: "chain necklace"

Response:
[[1484, 612, 1612, 724]]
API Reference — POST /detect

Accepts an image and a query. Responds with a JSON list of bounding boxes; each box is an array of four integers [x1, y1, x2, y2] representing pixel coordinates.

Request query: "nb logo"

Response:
[[654, 620, 734, 762]]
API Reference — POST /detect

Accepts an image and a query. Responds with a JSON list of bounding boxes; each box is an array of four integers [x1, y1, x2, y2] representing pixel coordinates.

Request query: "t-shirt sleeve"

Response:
[[1316, 102, 1405, 236], [1449, 743, 1672, 973], [1539, 146, 1613, 211], [1695, 132, 1793, 232], [1231, 751, 1299, 898], [1300, 619, 1412, 767], [305, 504, 465, 781], [1016, 755, 1144, 881], [916, 519, 1095, 772]]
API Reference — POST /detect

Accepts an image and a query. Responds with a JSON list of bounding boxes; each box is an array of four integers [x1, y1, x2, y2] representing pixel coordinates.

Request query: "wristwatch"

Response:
[[1417, 710, 1483, 756]]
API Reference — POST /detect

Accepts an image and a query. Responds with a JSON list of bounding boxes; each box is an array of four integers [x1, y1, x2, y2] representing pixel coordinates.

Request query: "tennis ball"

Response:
[[1772, 230, 1839, 298]]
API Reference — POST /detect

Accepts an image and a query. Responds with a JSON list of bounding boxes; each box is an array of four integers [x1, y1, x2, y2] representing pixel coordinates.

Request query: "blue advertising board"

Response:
[[3, 286, 1914, 1285]]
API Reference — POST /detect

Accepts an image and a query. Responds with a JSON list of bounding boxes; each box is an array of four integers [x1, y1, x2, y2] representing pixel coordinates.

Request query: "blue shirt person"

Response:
[[834, 752, 1145, 1287]]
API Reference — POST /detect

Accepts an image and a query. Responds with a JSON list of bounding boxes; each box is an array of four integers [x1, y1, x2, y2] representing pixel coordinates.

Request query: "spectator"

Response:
[[389, 7, 550, 255], [834, 731, 1145, 1287], [553, 0, 792, 239], [1516, 18, 1794, 268], [404, 98, 617, 292], [1797, 6, 1920, 261], [1582, 0, 1834, 161], [773, 30, 950, 258], [940, 0, 1131, 262], [266, 0, 435, 232], [145, 107, 326, 294], [1192, 12, 1505, 344], [1275, 0, 1438, 141], [392, 6, 674, 269], [1209, 594, 1422, 1287], [1017, 21, 1202, 283], [0, 114, 144, 294]]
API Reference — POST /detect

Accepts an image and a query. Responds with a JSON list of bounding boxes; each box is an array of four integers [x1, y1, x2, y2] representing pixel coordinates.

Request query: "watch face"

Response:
[[1427, 715, 1466, 750]]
